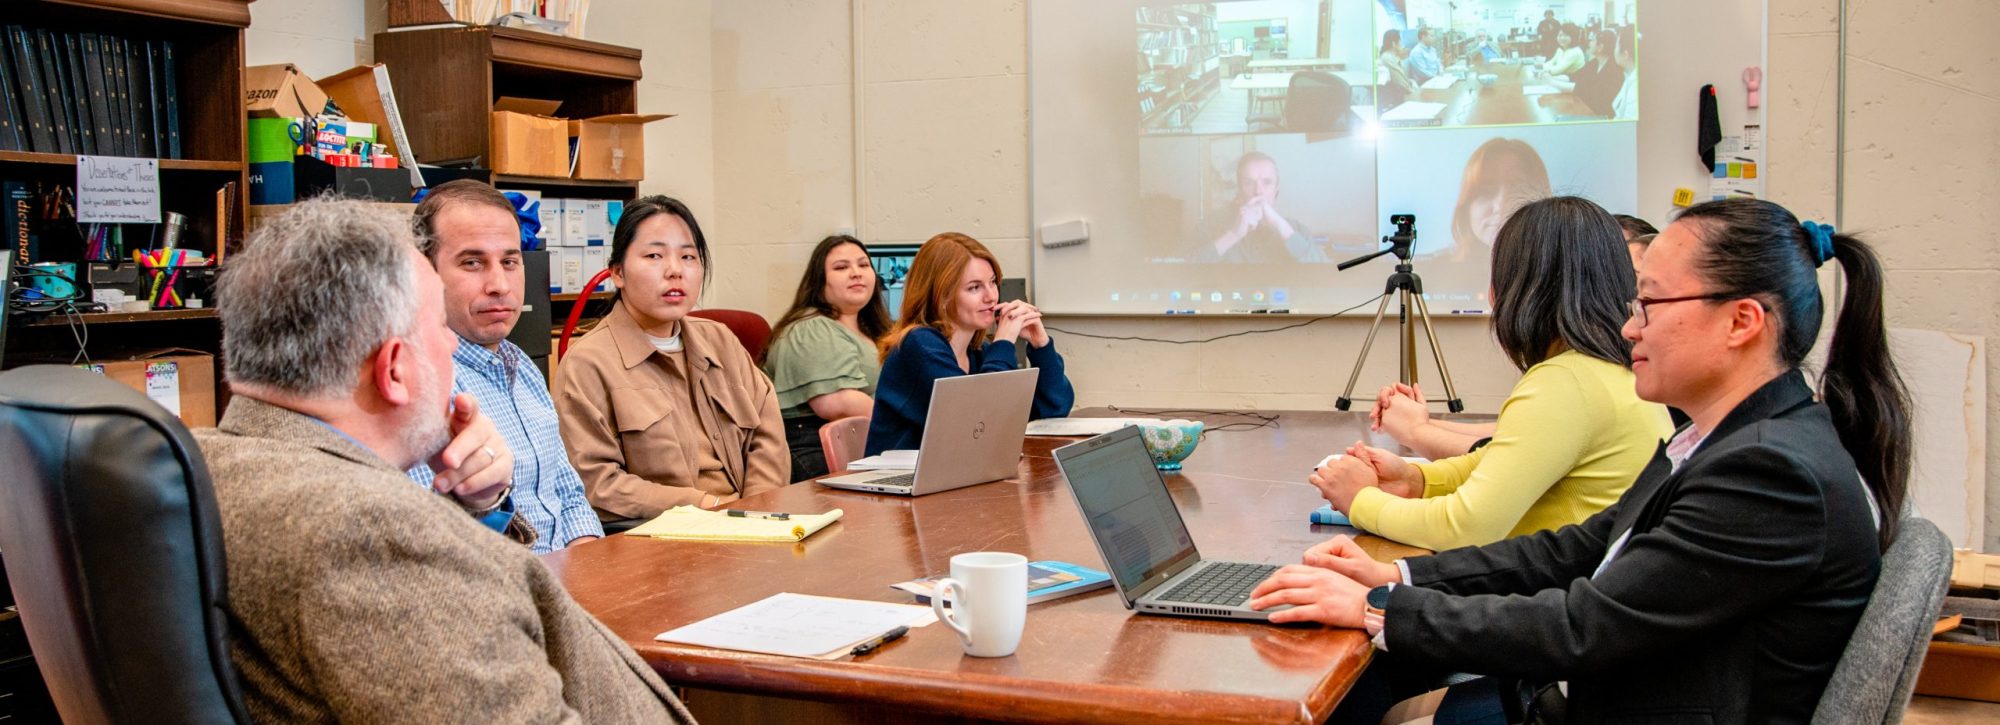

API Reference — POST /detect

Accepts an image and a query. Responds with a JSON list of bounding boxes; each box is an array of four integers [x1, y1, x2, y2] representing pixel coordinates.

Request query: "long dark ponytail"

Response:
[[1678, 199, 1909, 550]]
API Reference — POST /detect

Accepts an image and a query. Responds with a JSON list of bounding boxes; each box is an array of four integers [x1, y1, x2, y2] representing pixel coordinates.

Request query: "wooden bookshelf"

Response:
[[2, 0, 251, 390], [23, 307, 216, 326], [373, 25, 643, 202]]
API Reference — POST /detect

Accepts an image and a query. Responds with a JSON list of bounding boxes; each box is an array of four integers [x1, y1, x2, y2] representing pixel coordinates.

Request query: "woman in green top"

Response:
[[1311, 196, 1672, 551], [762, 235, 892, 481]]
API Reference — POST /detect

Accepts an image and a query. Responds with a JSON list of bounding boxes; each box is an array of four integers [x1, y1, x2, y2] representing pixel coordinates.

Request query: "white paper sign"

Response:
[[76, 156, 161, 223], [145, 361, 181, 416]]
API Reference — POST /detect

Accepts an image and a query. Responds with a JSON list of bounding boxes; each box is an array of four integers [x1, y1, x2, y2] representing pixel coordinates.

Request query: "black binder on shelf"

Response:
[[81, 34, 111, 156], [62, 33, 95, 156], [8, 27, 52, 153], [141, 41, 161, 159], [160, 40, 179, 159], [33, 29, 71, 155], [0, 39, 22, 152], [108, 36, 131, 156], [123, 37, 150, 158], [131, 39, 152, 157]]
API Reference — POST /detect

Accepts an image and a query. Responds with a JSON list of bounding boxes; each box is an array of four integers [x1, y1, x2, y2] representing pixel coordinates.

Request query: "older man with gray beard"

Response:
[[191, 197, 694, 722]]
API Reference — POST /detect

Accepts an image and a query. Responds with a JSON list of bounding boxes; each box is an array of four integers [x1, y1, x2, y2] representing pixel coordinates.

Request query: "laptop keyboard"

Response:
[[870, 472, 916, 488], [1157, 561, 1280, 607]]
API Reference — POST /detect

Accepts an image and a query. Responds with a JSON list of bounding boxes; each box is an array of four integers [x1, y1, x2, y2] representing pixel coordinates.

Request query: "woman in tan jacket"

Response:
[[552, 196, 788, 523]]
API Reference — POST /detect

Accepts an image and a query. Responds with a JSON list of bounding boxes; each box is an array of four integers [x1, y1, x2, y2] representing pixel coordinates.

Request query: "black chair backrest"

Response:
[[0, 365, 246, 724], [1284, 70, 1354, 133]]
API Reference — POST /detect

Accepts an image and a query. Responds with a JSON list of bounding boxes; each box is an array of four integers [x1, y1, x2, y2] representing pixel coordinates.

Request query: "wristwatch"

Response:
[[1363, 584, 1392, 636]]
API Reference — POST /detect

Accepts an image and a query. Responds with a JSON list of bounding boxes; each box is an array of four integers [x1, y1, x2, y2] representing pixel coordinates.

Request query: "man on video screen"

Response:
[[1191, 151, 1325, 264]]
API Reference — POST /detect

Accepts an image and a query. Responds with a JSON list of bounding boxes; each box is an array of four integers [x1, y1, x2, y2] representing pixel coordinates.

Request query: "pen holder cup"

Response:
[[1138, 419, 1204, 472], [930, 552, 1027, 657]]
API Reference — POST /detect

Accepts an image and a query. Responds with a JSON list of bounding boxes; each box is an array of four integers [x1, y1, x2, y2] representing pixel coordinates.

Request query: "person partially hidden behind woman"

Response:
[[552, 195, 789, 524], [1255, 198, 1908, 724], [866, 232, 1074, 456], [1312, 197, 1671, 552], [762, 234, 892, 480]]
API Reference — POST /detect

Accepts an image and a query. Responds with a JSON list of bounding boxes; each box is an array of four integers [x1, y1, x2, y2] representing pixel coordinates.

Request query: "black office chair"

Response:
[[1249, 70, 1356, 134], [0, 365, 248, 724]]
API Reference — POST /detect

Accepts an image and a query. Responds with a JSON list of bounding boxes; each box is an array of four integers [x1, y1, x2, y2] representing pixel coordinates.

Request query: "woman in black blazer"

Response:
[[1251, 198, 1911, 725]]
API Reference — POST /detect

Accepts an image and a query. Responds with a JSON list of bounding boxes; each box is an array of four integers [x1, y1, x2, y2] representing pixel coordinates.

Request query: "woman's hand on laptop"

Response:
[[1248, 565, 1368, 627], [1302, 535, 1401, 587]]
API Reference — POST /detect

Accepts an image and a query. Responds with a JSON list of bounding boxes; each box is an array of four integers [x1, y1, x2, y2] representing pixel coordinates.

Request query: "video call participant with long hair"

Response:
[[552, 196, 789, 522], [1255, 198, 1908, 724], [763, 234, 893, 480], [867, 232, 1074, 456], [1313, 197, 1670, 551]]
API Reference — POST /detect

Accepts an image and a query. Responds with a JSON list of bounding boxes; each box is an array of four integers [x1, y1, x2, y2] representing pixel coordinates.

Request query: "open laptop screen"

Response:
[[1056, 427, 1198, 598]]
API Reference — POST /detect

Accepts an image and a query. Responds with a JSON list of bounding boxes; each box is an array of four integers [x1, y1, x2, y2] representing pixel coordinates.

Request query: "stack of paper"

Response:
[[657, 592, 936, 660], [847, 449, 918, 470], [625, 506, 844, 542]]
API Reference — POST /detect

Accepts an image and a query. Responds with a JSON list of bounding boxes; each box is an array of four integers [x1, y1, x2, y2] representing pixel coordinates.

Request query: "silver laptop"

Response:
[[819, 368, 1036, 496], [1054, 427, 1288, 621]]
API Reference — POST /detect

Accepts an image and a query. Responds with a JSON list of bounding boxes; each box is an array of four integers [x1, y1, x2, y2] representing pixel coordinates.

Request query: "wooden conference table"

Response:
[[1405, 60, 1598, 126], [546, 411, 1440, 724]]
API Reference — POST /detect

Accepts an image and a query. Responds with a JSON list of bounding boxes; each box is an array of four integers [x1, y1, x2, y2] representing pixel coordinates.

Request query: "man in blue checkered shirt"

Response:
[[406, 181, 603, 553]]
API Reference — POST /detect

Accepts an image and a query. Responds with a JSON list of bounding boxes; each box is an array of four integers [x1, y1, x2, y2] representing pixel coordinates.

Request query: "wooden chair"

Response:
[[818, 416, 870, 474]]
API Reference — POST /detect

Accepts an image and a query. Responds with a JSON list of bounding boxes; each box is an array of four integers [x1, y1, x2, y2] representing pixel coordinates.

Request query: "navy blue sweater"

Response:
[[864, 327, 1075, 455]]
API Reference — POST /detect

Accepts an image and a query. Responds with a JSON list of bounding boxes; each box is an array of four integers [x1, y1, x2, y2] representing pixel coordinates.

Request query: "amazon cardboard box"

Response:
[[244, 64, 328, 119], [567, 113, 671, 181], [491, 97, 571, 178], [79, 350, 217, 427]]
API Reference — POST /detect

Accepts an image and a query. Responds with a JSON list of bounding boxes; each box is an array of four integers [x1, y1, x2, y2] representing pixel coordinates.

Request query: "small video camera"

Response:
[[1387, 214, 1416, 242]]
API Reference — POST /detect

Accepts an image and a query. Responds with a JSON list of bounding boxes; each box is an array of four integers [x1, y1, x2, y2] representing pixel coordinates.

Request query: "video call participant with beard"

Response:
[[1190, 151, 1327, 263], [191, 198, 694, 722]]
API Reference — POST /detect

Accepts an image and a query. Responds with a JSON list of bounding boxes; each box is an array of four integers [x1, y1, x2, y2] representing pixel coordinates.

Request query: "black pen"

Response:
[[850, 625, 909, 656], [726, 509, 791, 520]]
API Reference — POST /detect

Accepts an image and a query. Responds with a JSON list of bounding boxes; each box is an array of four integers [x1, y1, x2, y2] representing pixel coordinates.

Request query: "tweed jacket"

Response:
[[193, 397, 695, 723]]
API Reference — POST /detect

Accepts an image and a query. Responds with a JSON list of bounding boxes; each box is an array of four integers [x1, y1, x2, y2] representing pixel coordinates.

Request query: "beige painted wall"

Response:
[[1765, 0, 2000, 547]]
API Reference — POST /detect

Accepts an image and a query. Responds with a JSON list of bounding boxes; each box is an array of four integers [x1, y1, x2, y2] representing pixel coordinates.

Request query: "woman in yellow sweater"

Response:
[[1311, 196, 1671, 551]]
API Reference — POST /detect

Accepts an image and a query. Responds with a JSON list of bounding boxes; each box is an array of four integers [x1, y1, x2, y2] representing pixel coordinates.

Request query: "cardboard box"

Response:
[[491, 97, 571, 178], [1916, 641, 2000, 702], [568, 113, 671, 181], [317, 65, 421, 185], [245, 64, 328, 119], [78, 351, 217, 428]]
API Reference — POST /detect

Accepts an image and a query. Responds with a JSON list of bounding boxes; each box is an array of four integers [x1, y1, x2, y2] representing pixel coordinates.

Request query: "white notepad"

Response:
[[656, 592, 936, 660], [846, 449, 918, 470]]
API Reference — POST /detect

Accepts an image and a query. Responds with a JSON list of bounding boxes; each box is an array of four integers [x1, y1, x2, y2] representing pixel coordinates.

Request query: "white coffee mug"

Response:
[[930, 551, 1028, 657]]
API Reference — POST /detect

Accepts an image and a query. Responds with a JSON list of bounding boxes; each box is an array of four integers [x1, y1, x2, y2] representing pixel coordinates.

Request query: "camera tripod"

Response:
[[1332, 219, 1464, 413]]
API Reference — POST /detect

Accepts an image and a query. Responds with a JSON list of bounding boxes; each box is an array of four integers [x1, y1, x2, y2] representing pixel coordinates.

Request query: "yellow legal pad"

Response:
[[625, 506, 845, 543]]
